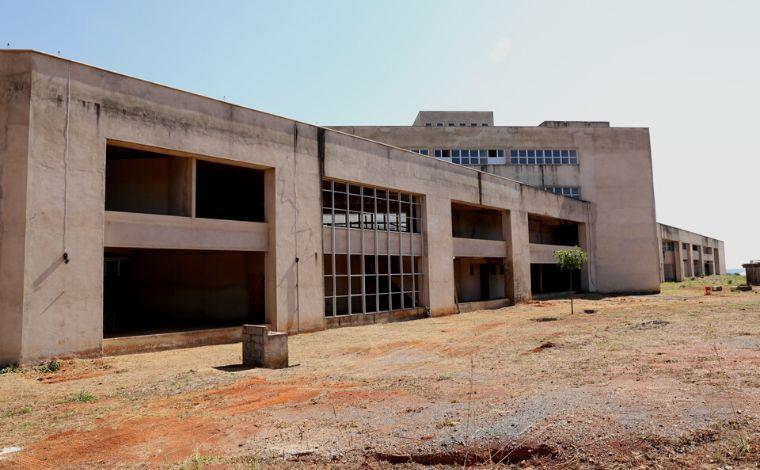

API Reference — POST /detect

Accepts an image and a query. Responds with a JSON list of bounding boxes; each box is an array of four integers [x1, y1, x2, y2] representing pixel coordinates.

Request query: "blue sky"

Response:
[[2, 0, 758, 268]]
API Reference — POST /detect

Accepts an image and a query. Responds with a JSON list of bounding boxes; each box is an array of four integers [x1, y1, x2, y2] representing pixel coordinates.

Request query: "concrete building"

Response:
[[657, 223, 725, 282], [0, 53, 721, 364]]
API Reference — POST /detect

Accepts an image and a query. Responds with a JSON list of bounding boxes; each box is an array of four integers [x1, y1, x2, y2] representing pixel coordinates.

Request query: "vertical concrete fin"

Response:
[[317, 127, 325, 180]]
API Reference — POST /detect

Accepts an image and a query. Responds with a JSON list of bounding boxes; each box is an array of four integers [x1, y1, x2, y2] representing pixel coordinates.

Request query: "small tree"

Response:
[[554, 247, 588, 314]]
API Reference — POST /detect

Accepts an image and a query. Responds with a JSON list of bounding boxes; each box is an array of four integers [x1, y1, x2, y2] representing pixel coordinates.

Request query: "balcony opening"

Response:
[[454, 257, 507, 302], [105, 144, 191, 216], [530, 263, 581, 295], [528, 215, 579, 246], [103, 248, 265, 337], [451, 202, 504, 240], [195, 160, 265, 222]]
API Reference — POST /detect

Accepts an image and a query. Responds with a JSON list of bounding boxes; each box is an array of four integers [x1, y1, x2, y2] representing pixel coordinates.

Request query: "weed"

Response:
[[2, 406, 31, 418], [37, 359, 61, 373], [67, 390, 96, 403], [172, 454, 261, 470], [435, 418, 457, 429], [0, 363, 21, 374], [735, 435, 750, 456]]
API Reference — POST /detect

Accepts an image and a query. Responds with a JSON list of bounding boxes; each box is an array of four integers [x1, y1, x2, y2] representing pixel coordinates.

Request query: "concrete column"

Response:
[[697, 245, 704, 276], [685, 243, 693, 278], [503, 209, 531, 303], [264, 168, 284, 329], [673, 240, 683, 281], [0, 65, 31, 365], [422, 195, 456, 316], [578, 222, 594, 291]]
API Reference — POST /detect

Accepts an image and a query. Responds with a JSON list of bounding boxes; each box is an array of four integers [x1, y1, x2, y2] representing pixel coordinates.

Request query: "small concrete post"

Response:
[[242, 325, 288, 369]]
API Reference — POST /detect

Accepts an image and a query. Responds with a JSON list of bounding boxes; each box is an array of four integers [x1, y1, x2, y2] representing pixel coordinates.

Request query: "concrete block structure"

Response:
[[242, 325, 288, 369], [657, 223, 726, 282], [0, 52, 724, 364]]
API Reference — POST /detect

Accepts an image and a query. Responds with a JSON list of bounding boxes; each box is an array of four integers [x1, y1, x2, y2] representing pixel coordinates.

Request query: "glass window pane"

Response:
[[323, 254, 333, 275], [324, 276, 333, 296], [324, 297, 334, 317], [351, 276, 362, 294], [335, 254, 347, 275], [336, 296, 349, 315], [351, 295, 363, 314], [335, 276, 348, 295]]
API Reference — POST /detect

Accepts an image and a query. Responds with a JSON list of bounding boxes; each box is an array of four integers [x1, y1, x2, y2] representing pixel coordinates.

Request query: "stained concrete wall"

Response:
[[657, 222, 725, 281], [330, 124, 662, 294], [0, 51, 592, 363], [0, 55, 32, 365]]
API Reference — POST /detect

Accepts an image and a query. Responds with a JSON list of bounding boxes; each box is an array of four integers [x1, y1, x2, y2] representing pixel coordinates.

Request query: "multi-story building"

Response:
[[332, 111, 725, 286], [0, 52, 723, 364]]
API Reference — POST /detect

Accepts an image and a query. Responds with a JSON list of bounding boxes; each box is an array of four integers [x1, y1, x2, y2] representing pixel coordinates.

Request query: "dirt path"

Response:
[[1, 286, 759, 468]]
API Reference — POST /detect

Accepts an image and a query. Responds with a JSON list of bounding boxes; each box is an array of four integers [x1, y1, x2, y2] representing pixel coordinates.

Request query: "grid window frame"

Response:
[[322, 179, 424, 317]]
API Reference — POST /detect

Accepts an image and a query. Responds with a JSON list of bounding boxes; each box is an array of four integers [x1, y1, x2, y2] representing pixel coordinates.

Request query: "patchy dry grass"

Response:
[[0, 281, 758, 468]]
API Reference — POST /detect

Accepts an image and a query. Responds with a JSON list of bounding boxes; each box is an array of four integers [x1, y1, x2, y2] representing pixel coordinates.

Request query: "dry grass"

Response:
[[0, 281, 758, 468]]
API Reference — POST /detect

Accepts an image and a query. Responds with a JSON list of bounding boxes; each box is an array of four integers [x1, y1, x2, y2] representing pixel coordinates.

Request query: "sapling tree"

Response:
[[553, 247, 588, 314]]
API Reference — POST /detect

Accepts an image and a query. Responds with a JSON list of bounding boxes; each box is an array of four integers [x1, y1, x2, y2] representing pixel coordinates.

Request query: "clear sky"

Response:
[[2, 0, 758, 268]]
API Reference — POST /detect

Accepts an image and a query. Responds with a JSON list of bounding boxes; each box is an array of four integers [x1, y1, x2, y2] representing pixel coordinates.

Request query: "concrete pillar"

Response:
[[0, 64, 31, 365], [578, 222, 594, 291], [698, 245, 705, 276], [503, 209, 531, 303], [673, 240, 683, 281], [422, 195, 456, 316], [685, 243, 693, 278]]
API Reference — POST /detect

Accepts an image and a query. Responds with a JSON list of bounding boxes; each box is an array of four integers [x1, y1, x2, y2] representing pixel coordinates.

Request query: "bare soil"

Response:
[[1, 283, 759, 469]]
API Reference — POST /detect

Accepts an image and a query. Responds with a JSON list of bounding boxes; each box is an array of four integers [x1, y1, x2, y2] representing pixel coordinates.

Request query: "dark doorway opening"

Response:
[[195, 160, 265, 222], [530, 264, 582, 295], [103, 248, 265, 337], [454, 257, 507, 302]]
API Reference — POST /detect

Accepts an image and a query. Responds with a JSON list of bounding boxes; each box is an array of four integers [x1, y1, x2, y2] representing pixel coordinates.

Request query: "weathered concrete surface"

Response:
[[658, 222, 725, 281], [331, 118, 664, 295], [0, 51, 597, 363], [242, 324, 288, 369], [103, 326, 242, 356], [0, 54, 32, 366]]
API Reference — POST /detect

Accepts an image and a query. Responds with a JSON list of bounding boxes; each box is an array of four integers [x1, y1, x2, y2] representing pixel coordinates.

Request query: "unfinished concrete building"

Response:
[[0, 53, 722, 364], [332, 111, 725, 292], [657, 223, 725, 282]]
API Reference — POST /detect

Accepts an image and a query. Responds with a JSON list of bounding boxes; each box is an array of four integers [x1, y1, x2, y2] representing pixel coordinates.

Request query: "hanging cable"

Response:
[[62, 65, 71, 263]]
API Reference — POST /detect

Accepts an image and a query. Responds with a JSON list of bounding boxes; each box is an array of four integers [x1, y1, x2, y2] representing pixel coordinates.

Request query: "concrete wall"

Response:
[[0, 54, 32, 365], [657, 222, 726, 281], [331, 124, 661, 294], [0, 51, 592, 363]]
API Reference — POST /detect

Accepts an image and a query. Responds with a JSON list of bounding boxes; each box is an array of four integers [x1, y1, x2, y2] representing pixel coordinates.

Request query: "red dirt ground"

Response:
[[1, 283, 758, 468]]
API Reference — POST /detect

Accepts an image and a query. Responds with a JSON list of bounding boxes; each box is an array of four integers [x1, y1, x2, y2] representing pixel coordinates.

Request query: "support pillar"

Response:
[[503, 209, 531, 303], [422, 196, 456, 316]]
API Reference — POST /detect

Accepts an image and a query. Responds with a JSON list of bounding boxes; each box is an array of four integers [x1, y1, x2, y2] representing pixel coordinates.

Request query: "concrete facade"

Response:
[[0, 51, 600, 364], [332, 114, 664, 295], [657, 223, 726, 281], [0, 53, 726, 364], [332, 112, 727, 291]]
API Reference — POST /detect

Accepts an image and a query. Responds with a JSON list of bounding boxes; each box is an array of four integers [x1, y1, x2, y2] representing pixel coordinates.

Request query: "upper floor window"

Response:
[[434, 149, 505, 165], [322, 180, 422, 233], [425, 122, 432, 127], [510, 149, 579, 165], [409, 149, 429, 156], [544, 186, 581, 199]]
